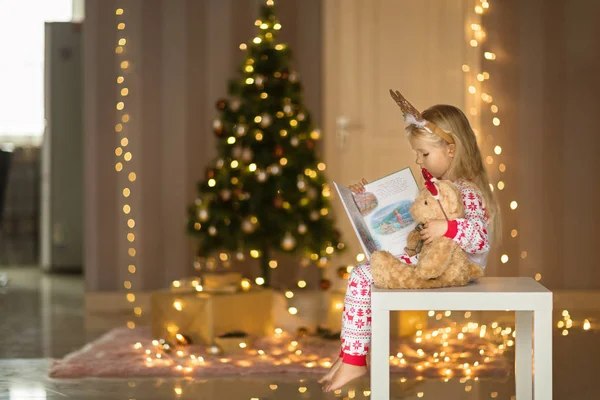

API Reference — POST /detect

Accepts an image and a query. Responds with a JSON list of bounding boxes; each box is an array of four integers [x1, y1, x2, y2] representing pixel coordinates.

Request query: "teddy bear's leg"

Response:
[[415, 237, 457, 280], [370, 251, 448, 289], [469, 263, 484, 279]]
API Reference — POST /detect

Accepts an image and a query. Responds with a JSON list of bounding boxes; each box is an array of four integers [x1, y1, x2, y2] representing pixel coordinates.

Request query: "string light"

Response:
[[115, 6, 139, 328], [463, 1, 528, 271]]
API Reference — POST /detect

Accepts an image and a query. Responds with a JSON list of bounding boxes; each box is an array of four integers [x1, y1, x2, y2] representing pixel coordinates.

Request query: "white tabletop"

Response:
[[371, 277, 552, 311]]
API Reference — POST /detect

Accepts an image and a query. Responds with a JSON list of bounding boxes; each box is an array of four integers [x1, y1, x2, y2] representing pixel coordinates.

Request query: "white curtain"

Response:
[[0, 0, 72, 137]]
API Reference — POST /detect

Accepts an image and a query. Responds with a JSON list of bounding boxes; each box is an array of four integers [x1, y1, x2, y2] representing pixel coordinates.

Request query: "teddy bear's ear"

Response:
[[438, 181, 463, 217]]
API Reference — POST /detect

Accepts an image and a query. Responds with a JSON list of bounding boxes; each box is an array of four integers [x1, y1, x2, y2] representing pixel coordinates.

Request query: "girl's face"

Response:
[[409, 136, 455, 180]]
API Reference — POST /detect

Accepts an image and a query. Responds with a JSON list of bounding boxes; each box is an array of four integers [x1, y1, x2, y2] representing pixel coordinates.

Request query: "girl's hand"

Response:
[[350, 178, 368, 194], [420, 219, 448, 245]]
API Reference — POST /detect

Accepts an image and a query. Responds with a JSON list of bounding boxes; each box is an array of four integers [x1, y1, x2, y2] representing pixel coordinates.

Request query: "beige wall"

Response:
[[481, 0, 600, 289]]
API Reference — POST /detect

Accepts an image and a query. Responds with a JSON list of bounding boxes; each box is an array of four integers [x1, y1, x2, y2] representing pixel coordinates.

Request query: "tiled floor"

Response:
[[0, 266, 599, 399]]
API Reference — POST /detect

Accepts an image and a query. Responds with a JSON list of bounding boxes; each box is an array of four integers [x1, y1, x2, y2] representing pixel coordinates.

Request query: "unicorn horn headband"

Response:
[[389, 89, 455, 144]]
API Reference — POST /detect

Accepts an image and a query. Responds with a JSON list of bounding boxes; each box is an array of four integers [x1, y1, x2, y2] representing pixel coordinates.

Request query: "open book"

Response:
[[333, 168, 420, 261]]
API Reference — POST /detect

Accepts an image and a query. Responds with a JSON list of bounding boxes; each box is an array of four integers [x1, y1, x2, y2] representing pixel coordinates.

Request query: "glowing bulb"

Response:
[[253, 37, 262, 44], [583, 319, 591, 330], [208, 179, 216, 187], [255, 277, 265, 285], [501, 254, 509, 263], [468, 86, 476, 94], [297, 280, 307, 288], [288, 307, 298, 315], [285, 291, 294, 299], [493, 117, 501, 126], [494, 146, 502, 154], [510, 201, 518, 210]]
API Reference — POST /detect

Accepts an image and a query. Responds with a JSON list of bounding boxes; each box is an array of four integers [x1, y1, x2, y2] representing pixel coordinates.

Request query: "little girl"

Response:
[[319, 99, 501, 392]]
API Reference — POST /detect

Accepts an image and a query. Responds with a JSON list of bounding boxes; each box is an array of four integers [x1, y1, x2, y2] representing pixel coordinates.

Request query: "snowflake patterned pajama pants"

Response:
[[339, 261, 373, 366]]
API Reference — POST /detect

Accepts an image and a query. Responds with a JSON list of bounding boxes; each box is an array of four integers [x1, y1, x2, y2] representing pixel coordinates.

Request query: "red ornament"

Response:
[[216, 99, 227, 111], [320, 279, 331, 291], [305, 139, 315, 150], [206, 168, 215, 179], [274, 193, 283, 208], [274, 145, 284, 157]]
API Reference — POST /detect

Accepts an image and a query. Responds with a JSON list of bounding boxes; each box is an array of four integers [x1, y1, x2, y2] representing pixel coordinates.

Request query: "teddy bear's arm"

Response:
[[404, 229, 422, 256]]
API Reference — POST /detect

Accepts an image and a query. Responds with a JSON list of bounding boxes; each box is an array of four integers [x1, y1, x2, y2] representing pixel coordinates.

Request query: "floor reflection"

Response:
[[0, 267, 598, 399]]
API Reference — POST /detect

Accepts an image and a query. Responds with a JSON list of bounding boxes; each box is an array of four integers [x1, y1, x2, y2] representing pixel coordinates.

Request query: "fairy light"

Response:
[[463, 1, 526, 269], [114, 6, 139, 328]]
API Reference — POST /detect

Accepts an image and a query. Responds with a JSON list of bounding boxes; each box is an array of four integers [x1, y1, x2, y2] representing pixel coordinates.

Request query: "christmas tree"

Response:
[[188, 0, 344, 287]]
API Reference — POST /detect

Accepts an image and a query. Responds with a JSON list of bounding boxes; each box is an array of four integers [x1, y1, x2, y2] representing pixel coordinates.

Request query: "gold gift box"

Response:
[[151, 289, 273, 345]]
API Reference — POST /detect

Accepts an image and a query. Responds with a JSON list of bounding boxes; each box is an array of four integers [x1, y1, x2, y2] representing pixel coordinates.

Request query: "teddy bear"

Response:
[[370, 179, 484, 289]]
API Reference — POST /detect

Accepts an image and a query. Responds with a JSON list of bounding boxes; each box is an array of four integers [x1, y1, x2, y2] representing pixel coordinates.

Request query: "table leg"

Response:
[[533, 307, 553, 399], [370, 308, 390, 400], [515, 311, 533, 400]]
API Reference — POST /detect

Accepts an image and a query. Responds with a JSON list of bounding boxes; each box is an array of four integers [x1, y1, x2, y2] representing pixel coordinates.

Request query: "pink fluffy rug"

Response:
[[49, 326, 510, 379]]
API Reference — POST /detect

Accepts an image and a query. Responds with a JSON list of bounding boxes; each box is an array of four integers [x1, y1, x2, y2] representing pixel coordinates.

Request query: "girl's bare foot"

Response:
[[322, 362, 368, 392], [317, 357, 342, 384]]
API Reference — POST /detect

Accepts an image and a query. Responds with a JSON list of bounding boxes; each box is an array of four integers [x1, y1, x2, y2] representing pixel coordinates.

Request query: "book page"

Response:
[[334, 167, 420, 261], [333, 182, 378, 257], [359, 168, 420, 255]]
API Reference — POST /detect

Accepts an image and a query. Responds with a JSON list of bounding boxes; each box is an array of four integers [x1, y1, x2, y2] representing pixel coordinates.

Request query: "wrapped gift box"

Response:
[[151, 288, 273, 345]]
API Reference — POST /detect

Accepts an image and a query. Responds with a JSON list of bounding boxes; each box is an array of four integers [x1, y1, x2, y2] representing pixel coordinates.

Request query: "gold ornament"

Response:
[[198, 209, 209, 222], [242, 219, 254, 233], [242, 147, 253, 162], [259, 113, 272, 128], [257, 171, 267, 182], [230, 98, 241, 111], [270, 164, 281, 175], [235, 124, 248, 136], [281, 233, 297, 251]]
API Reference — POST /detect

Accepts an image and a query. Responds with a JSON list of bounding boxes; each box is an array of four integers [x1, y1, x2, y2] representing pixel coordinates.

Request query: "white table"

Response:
[[370, 277, 553, 399]]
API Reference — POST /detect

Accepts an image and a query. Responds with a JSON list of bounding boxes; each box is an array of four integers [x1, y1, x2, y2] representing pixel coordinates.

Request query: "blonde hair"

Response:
[[406, 104, 501, 244]]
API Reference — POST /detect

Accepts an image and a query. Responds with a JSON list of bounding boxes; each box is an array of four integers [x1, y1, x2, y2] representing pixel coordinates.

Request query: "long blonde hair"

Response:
[[406, 104, 501, 244]]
